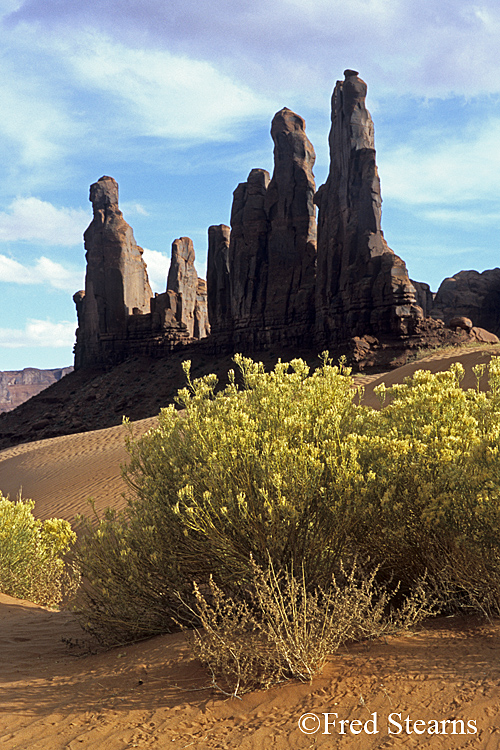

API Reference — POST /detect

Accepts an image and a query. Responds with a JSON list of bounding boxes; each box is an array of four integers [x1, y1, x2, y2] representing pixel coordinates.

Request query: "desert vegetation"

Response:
[[0, 494, 77, 607], [68, 353, 500, 694]]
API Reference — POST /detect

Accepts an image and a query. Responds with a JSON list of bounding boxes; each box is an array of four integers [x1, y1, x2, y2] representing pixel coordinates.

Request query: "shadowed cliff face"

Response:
[[208, 107, 318, 349], [314, 70, 422, 345]]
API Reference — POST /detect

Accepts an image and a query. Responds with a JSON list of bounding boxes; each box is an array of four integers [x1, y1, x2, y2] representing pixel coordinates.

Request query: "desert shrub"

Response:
[[188, 559, 435, 696], [75, 503, 195, 645], [353, 359, 500, 612], [0, 493, 77, 607], [75, 354, 366, 642], [75, 354, 500, 650]]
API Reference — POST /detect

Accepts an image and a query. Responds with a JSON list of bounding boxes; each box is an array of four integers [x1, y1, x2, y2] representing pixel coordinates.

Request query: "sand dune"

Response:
[[1, 346, 500, 749], [0, 416, 158, 522]]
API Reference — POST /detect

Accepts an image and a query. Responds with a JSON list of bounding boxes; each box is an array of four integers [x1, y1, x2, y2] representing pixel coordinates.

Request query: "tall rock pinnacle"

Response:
[[265, 108, 317, 336], [208, 106, 317, 348], [166, 237, 209, 338], [314, 70, 422, 345], [74, 176, 153, 368], [82, 175, 152, 335]]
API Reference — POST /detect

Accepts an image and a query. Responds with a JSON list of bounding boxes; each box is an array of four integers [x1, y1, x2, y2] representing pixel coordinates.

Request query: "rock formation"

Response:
[[165, 237, 209, 338], [411, 280, 435, 318], [73, 74, 499, 373], [207, 224, 231, 335], [194, 278, 210, 339], [264, 108, 317, 340], [431, 269, 500, 336], [314, 70, 423, 347], [208, 107, 317, 349], [74, 176, 153, 368], [0, 367, 73, 414], [74, 178, 208, 369]]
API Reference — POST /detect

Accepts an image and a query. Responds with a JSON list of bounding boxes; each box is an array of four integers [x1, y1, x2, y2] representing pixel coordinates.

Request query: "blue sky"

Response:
[[1, 0, 500, 369]]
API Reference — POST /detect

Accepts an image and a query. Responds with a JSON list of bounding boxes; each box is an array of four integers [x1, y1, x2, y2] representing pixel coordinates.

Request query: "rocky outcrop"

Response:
[[431, 269, 500, 336], [194, 278, 210, 339], [264, 108, 317, 340], [227, 168, 270, 337], [209, 107, 317, 349], [73, 74, 500, 374], [314, 70, 423, 347], [0, 367, 73, 414], [411, 280, 435, 318], [165, 237, 209, 338], [74, 178, 209, 369]]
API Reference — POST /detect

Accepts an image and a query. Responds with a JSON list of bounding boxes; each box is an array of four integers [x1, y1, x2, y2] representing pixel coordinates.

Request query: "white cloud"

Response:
[[422, 208, 500, 226], [121, 201, 150, 216], [0, 197, 88, 245], [142, 248, 169, 292], [8, 0, 500, 101], [379, 116, 500, 206], [52, 31, 273, 142], [0, 253, 83, 291], [0, 319, 75, 348]]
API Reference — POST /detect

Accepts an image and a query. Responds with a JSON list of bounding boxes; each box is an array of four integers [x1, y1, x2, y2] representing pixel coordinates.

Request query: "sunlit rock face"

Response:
[[166, 237, 209, 339], [314, 70, 423, 347], [74, 179, 208, 369]]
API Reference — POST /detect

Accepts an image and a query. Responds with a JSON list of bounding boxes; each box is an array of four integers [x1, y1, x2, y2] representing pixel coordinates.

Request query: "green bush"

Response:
[[0, 494, 77, 607], [74, 354, 500, 650]]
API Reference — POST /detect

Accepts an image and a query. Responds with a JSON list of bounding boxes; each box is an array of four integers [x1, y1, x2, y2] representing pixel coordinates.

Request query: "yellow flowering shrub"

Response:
[[75, 354, 500, 645], [0, 494, 76, 606]]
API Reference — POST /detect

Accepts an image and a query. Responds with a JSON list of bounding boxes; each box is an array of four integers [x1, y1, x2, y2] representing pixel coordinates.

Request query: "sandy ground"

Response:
[[1, 345, 500, 749]]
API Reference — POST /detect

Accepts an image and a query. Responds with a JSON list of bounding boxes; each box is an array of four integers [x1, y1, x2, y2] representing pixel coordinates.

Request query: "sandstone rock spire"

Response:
[[209, 107, 317, 348], [314, 70, 422, 346], [166, 237, 210, 338], [74, 176, 153, 368], [207, 224, 231, 334], [264, 108, 317, 336]]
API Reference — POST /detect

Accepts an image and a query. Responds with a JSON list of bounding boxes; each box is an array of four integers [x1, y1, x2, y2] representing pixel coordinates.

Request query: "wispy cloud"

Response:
[[0, 253, 83, 291], [380, 116, 500, 206], [51, 31, 273, 141], [121, 202, 150, 217], [0, 319, 75, 348], [0, 197, 88, 245], [7, 0, 500, 99], [422, 208, 500, 226]]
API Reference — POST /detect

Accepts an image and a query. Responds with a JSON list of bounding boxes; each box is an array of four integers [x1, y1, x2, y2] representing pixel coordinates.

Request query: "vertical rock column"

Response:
[[166, 237, 210, 338], [74, 175, 152, 368], [210, 107, 317, 349], [314, 70, 421, 346], [264, 108, 317, 339], [207, 224, 232, 334]]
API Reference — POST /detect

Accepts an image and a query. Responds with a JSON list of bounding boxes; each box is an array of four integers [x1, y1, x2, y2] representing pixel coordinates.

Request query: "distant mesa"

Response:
[[0, 367, 73, 414], [73, 71, 499, 372]]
